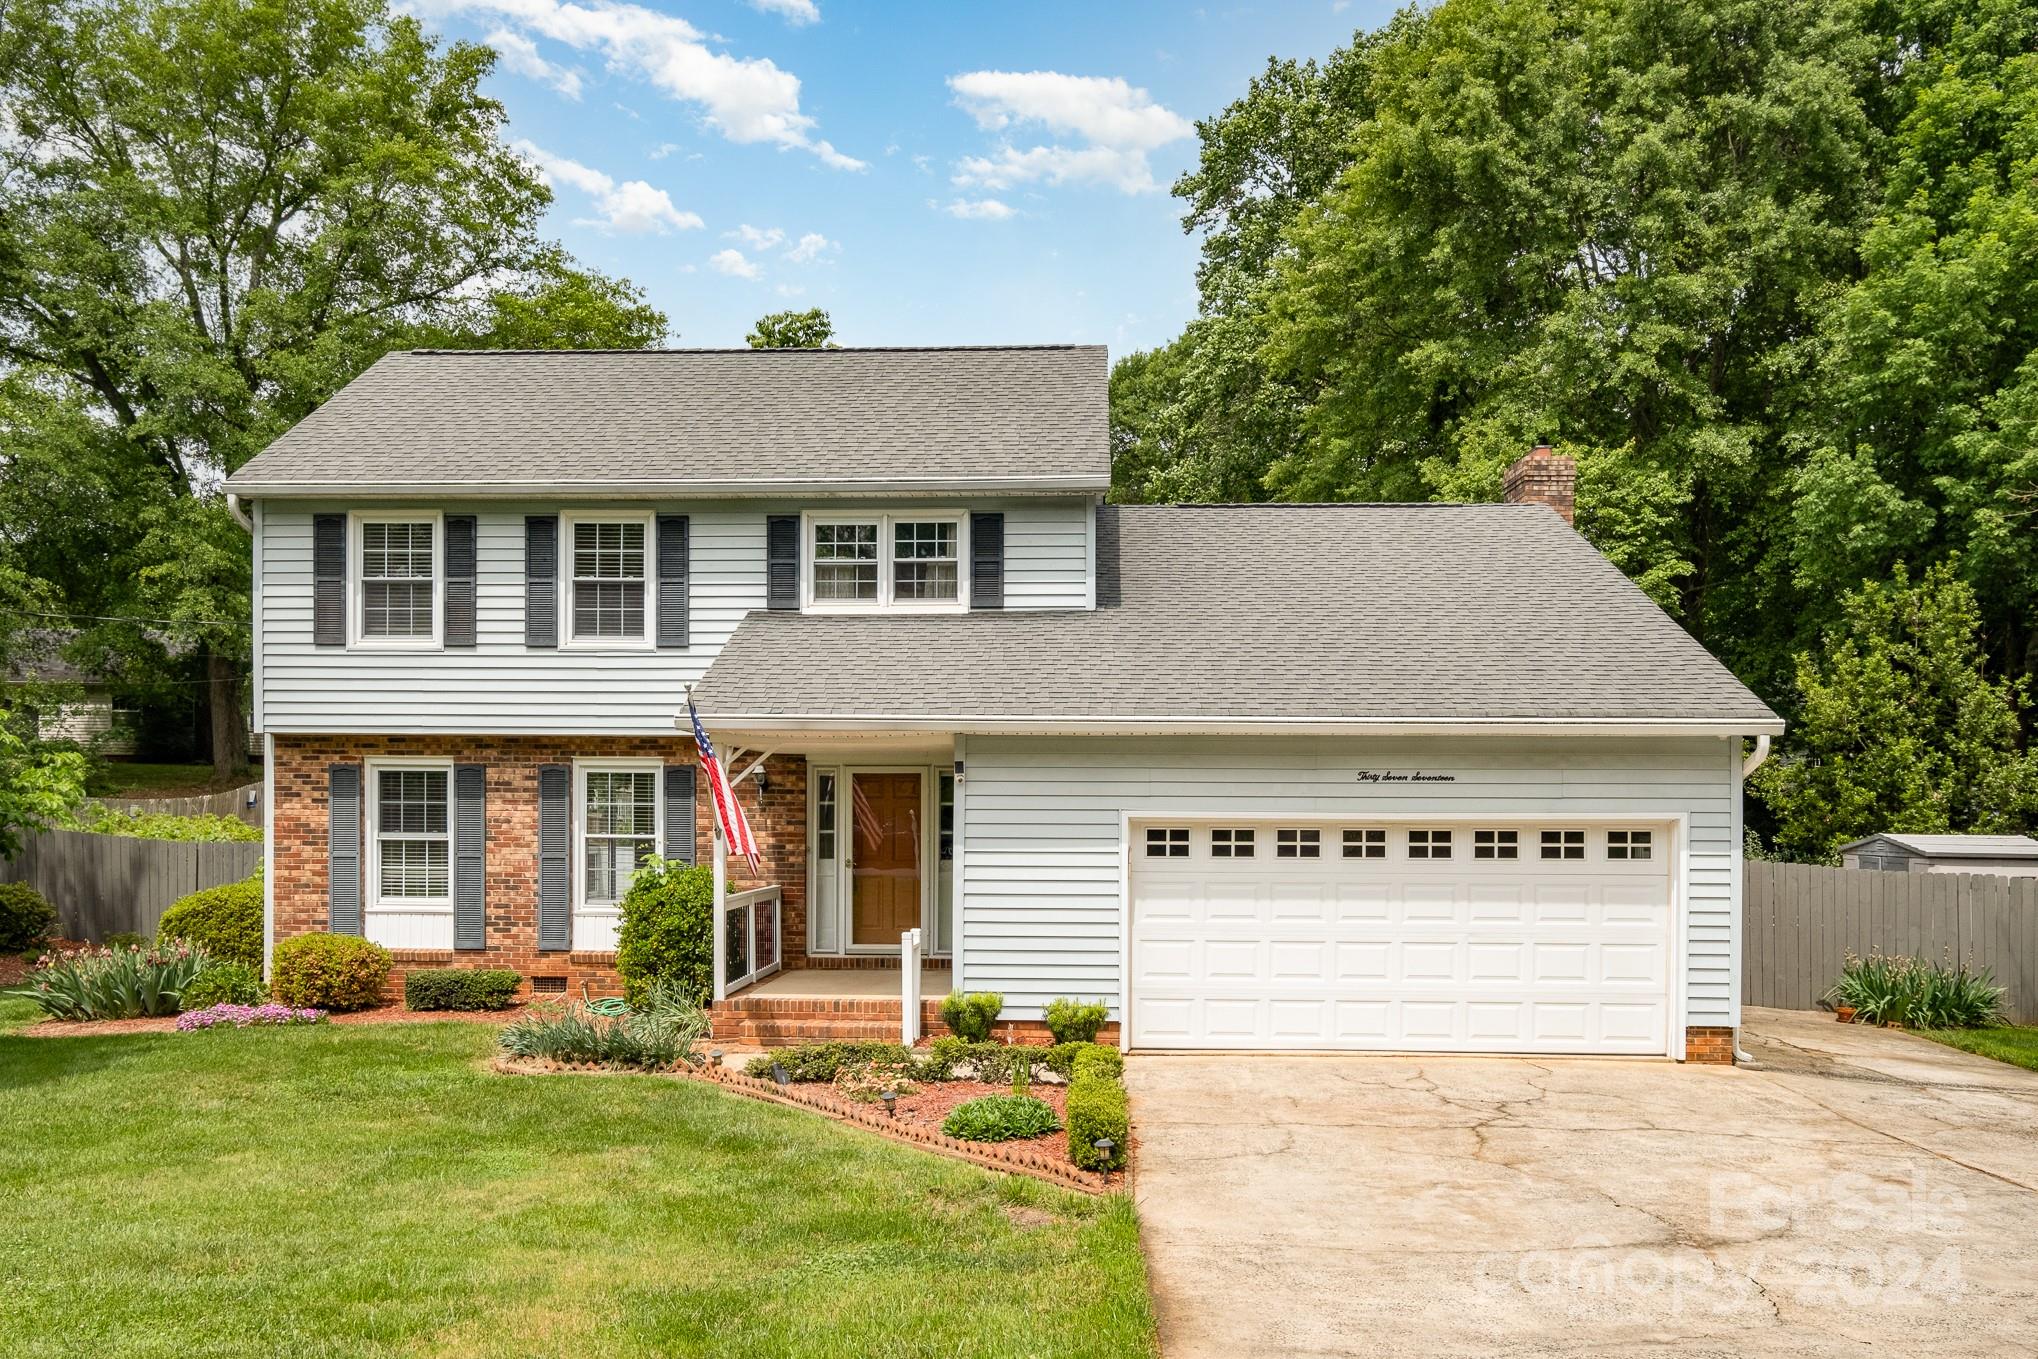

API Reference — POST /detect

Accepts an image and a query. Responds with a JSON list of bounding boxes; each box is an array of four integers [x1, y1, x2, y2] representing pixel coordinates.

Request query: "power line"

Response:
[[0, 606, 242, 628]]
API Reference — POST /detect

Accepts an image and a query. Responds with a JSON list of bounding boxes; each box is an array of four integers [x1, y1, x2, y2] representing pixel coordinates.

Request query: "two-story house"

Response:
[[224, 345, 1781, 1059]]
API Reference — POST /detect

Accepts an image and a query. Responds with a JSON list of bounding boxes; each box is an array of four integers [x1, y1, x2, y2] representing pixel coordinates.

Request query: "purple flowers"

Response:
[[176, 1003, 328, 1030]]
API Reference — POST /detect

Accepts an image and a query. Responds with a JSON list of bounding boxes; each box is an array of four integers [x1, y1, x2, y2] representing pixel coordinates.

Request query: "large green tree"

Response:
[[1115, 0, 2038, 848], [1752, 561, 2038, 861], [0, 0, 666, 775], [746, 308, 838, 349]]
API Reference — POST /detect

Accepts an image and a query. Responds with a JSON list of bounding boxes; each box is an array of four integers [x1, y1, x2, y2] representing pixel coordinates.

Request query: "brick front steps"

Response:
[[709, 995, 949, 1046]]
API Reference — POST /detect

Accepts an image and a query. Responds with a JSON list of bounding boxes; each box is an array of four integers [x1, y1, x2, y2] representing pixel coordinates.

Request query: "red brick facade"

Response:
[[271, 735, 807, 1001], [1683, 1026, 1736, 1065]]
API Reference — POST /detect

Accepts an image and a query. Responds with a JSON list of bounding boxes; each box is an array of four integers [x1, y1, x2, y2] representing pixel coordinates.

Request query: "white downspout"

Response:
[[1732, 733, 1774, 1065], [226, 492, 254, 533]]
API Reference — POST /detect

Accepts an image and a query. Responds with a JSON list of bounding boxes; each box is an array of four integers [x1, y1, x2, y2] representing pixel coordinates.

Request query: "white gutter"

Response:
[[696, 714, 1789, 738], [1740, 733, 1771, 779], [218, 474, 1108, 500], [226, 492, 254, 532]]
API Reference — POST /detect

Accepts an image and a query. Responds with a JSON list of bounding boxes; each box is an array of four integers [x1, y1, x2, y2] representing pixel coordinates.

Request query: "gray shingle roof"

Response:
[[1843, 834, 2038, 859], [224, 346, 1109, 495], [694, 504, 1783, 728]]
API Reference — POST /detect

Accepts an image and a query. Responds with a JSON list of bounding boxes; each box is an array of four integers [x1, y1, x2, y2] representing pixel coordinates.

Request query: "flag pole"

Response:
[[689, 684, 730, 1004]]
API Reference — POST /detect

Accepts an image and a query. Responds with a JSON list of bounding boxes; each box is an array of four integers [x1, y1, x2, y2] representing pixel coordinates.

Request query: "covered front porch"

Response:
[[705, 731, 961, 1045]]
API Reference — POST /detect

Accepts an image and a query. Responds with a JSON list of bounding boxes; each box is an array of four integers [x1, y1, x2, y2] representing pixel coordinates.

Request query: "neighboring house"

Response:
[[1838, 833, 2038, 878], [6, 638, 139, 756], [223, 347, 1783, 1062]]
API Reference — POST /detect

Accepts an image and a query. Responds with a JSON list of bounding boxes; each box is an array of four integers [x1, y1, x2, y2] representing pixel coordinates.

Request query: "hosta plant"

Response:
[[1825, 953, 2006, 1030], [940, 1094, 1061, 1143], [6, 939, 210, 1019]]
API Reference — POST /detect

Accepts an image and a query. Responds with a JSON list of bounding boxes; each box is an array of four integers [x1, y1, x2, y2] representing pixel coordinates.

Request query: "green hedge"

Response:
[[614, 858, 714, 1006], [752, 1037, 1121, 1086], [404, 968, 522, 1012], [1044, 998, 1110, 1044], [83, 810, 261, 842], [743, 1041, 917, 1082], [1066, 1074, 1128, 1171], [271, 933, 391, 1011], [1070, 1045, 1124, 1083], [936, 991, 1003, 1042], [179, 961, 265, 1009], [157, 872, 263, 970]]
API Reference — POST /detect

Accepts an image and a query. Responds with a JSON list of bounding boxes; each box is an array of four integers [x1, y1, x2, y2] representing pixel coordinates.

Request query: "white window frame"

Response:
[[572, 757, 664, 923], [348, 510, 443, 650], [365, 757, 455, 914], [559, 510, 657, 650], [801, 510, 970, 614]]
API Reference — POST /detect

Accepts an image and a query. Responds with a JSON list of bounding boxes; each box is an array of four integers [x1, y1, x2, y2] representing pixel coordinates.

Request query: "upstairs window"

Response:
[[568, 516, 650, 645], [356, 516, 438, 644], [807, 514, 965, 611]]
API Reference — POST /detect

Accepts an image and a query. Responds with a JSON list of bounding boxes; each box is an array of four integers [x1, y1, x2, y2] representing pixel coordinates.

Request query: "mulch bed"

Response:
[[1, 939, 87, 989], [885, 1079, 1078, 1165], [14, 1000, 532, 1038]]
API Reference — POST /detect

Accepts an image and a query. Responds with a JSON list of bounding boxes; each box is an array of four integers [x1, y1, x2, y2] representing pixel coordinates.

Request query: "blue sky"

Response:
[[403, 0, 1397, 352]]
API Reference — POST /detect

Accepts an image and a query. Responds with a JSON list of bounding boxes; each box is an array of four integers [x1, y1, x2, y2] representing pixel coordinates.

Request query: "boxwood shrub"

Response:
[[936, 991, 1003, 1042], [614, 858, 714, 1006], [1066, 1074, 1128, 1171], [1070, 1044, 1124, 1084], [1044, 998, 1110, 1044], [744, 1041, 916, 1082], [405, 967, 522, 1012], [0, 881, 58, 953], [271, 933, 391, 1011], [157, 872, 264, 970]]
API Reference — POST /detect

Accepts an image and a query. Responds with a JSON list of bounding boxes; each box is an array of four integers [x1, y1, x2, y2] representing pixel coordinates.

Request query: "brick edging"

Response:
[[490, 1057, 1122, 1194]]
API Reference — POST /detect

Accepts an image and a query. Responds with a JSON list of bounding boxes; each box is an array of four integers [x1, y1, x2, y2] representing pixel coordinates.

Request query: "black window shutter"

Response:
[[656, 514, 690, 649], [525, 516, 558, 648], [444, 515, 478, 648], [665, 764, 697, 866], [327, 764, 362, 935], [970, 512, 1005, 610], [313, 514, 347, 646], [453, 764, 486, 950], [766, 514, 801, 610], [537, 764, 570, 950]]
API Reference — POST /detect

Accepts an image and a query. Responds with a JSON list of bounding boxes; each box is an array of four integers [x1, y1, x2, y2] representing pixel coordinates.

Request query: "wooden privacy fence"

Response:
[[1744, 861, 2038, 1024], [95, 782, 261, 827], [0, 829, 262, 942]]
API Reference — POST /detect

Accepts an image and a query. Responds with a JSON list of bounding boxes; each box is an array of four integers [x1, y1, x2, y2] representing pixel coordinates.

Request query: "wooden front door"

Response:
[[850, 771, 922, 947]]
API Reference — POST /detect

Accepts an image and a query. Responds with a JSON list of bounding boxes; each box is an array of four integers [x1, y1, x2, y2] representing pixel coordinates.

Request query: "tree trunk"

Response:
[[206, 645, 247, 778]]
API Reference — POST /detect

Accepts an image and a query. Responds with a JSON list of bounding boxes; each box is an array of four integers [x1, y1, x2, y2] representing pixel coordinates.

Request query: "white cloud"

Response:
[[943, 197, 1015, 220], [784, 231, 836, 262], [647, 141, 681, 159], [710, 248, 763, 280], [488, 29, 582, 98], [411, 0, 863, 168], [728, 223, 785, 250], [945, 70, 1191, 194], [513, 140, 702, 233], [747, 0, 819, 24]]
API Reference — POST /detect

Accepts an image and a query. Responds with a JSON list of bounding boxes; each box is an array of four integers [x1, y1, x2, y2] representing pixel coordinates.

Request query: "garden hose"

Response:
[[581, 983, 631, 1017]]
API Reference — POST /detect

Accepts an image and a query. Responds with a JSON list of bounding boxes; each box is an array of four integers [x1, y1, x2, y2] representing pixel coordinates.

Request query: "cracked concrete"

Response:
[[1129, 1010, 2038, 1358]]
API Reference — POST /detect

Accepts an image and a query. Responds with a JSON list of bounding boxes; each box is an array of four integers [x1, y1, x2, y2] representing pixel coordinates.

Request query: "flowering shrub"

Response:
[[177, 1003, 327, 1030], [4, 939, 208, 1019], [271, 932, 391, 1011]]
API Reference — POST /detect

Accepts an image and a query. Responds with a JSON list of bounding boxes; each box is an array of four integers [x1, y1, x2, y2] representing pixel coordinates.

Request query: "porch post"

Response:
[[711, 820, 728, 1002]]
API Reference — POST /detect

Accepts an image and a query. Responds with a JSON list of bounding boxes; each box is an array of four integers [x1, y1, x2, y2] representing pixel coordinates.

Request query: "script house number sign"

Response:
[[1354, 770, 1458, 784]]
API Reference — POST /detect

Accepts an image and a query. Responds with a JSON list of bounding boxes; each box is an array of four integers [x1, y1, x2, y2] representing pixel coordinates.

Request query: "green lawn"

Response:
[[1917, 1025, 2038, 1072], [0, 1002, 1155, 1359]]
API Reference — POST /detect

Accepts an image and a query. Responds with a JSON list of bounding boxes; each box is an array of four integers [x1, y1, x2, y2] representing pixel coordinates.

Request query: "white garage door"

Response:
[[1129, 821, 1673, 1054]]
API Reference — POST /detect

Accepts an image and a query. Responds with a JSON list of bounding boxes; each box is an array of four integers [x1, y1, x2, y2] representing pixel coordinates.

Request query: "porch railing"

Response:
[[723, 886, 783, 993], [900, 927, 923, 1045]]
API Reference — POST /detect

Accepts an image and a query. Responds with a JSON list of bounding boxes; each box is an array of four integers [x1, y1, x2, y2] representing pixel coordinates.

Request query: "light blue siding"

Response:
[[256, 497, 1093, 734], [958, 734, 1741, 1028]]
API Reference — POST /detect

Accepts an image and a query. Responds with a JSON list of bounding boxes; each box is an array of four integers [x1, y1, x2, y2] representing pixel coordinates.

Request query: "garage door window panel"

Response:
[[1145, 826, 1189, 858], [1211, 828, 1255, 858], [1474, 830, 1518, 860], [1276, 828, 1321, 859], [1408, 829, 1452, 860], [1541, 830, 1586, 860], [1342, 828, 1385, 859], [1607, 830, 1652, 861]]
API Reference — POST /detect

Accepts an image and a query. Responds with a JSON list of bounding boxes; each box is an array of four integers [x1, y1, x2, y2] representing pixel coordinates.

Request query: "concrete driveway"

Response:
[[1129, 1010, 2038, 1358]]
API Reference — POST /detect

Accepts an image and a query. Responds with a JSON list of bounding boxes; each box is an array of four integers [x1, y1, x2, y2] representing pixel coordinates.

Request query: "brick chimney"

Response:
[[1503, 443, 1576, 524]]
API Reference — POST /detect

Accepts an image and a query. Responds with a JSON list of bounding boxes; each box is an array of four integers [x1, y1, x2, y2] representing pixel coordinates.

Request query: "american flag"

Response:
[[687, 695, 761, 876]]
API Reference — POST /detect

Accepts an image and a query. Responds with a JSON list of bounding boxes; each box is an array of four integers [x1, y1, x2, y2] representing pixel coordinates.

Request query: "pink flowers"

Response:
[[176, 1003, 328, 1030]]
